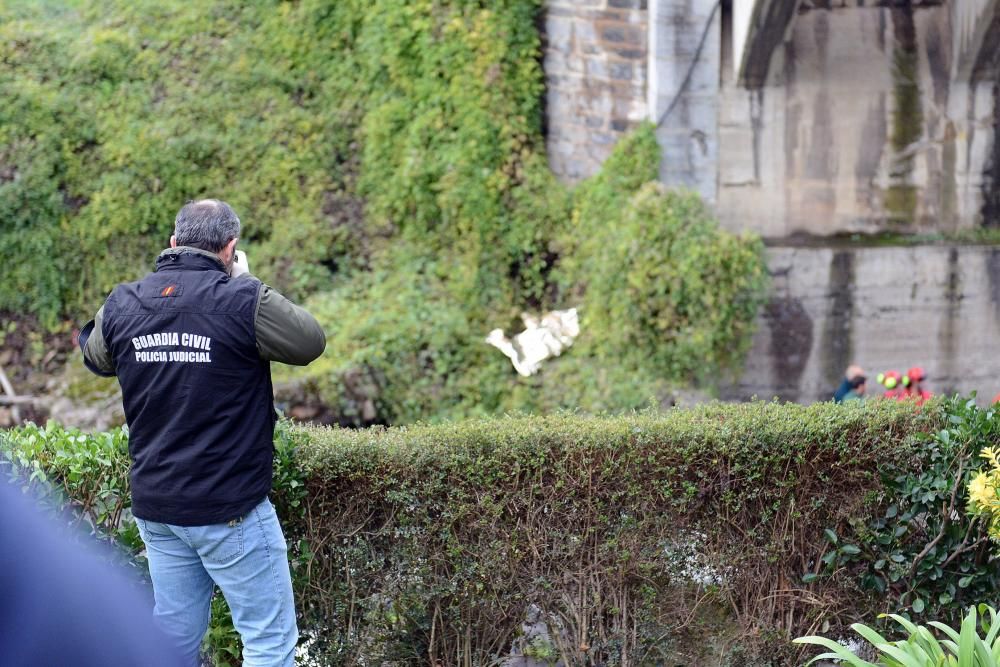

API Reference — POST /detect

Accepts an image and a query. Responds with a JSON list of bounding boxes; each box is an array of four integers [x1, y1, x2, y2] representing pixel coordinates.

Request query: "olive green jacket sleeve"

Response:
[[82, 304, 116, 376], [246, 276, 327, 365]]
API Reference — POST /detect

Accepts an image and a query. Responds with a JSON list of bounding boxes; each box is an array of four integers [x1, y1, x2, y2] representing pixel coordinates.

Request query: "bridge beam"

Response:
[[951, 0, 1000, 83], [734, 0, 801, 89]]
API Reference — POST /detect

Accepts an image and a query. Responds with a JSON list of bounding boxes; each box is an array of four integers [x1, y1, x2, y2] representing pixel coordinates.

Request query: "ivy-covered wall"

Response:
[[1, 0, 767, 423]]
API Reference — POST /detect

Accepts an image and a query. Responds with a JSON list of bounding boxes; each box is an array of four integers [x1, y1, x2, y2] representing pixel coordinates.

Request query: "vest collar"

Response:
[[155, 246, 228, 273]]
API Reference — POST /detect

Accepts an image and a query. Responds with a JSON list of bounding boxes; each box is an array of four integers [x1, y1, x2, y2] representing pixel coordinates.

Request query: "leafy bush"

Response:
[[0, 422, 137, 552], [0, 0, 550, 323], [0, 0, 367, 321], [0, 420, 309, 666], [816, 396, 1000, 626], [553, 122, 662, 289], [566, 181, 768, 386], [283, 256, 516, 426], [9, 399, 1000, 664], [795, 604, 1000, 666], [353, 0, 552, 312], [284, 125, 768, 425]]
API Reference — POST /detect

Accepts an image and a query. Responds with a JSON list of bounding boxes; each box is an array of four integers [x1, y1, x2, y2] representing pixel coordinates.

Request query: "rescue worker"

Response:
[[902, 366, 932, 405], [833, 364, 866, 403], [877, 370, 905, 400]]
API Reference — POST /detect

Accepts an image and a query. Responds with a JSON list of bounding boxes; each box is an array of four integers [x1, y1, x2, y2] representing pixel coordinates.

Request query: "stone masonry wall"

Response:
[[543, 0, 649, 182]]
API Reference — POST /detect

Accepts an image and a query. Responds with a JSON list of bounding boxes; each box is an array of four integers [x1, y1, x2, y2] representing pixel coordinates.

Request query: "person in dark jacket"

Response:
[[841, 374, 866, 402], [833, 364, 866, 403], [81, 199, 326, 666]]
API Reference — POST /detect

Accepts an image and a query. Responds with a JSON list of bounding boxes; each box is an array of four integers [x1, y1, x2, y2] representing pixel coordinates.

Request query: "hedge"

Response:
[[3, 397, 998, 665]]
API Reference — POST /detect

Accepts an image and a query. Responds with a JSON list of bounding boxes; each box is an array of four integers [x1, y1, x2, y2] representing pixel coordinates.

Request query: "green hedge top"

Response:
[[8, 398, 1000, 665], [297, 399, 935, 477]]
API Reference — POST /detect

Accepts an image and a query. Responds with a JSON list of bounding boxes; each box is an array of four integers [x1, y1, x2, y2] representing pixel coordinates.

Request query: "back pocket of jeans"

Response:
[[201, 521, 244, 564]]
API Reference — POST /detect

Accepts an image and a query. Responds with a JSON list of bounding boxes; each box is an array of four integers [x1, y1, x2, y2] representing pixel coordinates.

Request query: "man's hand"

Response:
[[230, 250, 250, 279]]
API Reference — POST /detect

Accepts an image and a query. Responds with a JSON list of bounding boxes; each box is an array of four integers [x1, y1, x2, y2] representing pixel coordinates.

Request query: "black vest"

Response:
[[102, 250, 276, 526]]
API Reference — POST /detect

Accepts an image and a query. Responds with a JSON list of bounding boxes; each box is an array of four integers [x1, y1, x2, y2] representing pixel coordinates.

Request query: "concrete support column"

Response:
[[948, 0, 1000, 227], [648, 0, 721, 204], [947, 80, 996, 228]]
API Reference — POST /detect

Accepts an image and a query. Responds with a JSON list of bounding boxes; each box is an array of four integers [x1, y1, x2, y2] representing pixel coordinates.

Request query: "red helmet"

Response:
[[904, 367, 926, 385], [877, 370, 902, 390]]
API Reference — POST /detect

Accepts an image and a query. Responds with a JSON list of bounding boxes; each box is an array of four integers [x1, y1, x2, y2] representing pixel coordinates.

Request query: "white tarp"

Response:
[[485, 308, 580, 377]]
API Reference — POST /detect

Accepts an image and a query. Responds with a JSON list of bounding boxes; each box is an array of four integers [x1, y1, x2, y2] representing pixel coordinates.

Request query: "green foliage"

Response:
[[554, 122, 661, 287], [13, 399, 1000, 664], [0, 0, 363, 321], [286, 124, 767, 424], [569, 181, 768, 385], [4, 1, 768, 424], [0, 422, 138, 552], [0, 0, 550, 322], [288, 256, 511, 426], [815, 396, 1000, 626], [796, 604, 1000, 667], [354, 0, 550, 311], [0, 16, 83, 326], [203, 593, 242, 667]]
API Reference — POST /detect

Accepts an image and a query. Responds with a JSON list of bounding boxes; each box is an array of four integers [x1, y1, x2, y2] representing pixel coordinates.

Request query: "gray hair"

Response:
[[173, 199, 241, 252]]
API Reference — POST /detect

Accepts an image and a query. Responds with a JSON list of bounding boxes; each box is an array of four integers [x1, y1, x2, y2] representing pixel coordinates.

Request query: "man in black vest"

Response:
[[81, 199, 326, 666]]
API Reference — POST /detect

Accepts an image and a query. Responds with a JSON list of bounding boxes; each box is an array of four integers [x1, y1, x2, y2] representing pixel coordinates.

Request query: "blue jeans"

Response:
[[136, 497, 298, 666]]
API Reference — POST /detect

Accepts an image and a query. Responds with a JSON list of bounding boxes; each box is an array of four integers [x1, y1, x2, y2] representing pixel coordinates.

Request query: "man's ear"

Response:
[[225, 237, 238, 260], [169, 235, 177, 249]]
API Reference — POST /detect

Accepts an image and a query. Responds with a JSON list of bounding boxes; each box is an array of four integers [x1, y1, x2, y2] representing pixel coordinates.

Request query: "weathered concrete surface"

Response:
[[542, 0, 649, 182], [545, 1, 1000, 235], [951, 0, 1000, 82], [722, 244, 1000, 403], [649, 0, 721, 203], [542, 1, 1000, 404], [717, 1, 1000, 236]]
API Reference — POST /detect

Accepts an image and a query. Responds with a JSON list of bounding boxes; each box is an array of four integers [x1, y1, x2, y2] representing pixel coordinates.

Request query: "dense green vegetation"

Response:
[[1, 0, 365, 320], [1, 0, 767, 423], [4, 398, 998, 665]]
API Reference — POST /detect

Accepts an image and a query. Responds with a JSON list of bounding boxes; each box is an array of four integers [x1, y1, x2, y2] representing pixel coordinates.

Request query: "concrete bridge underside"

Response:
[[718, 0, 1000, 237], [542, 0, 1000, 402], [737, 0, 1000, 88]]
